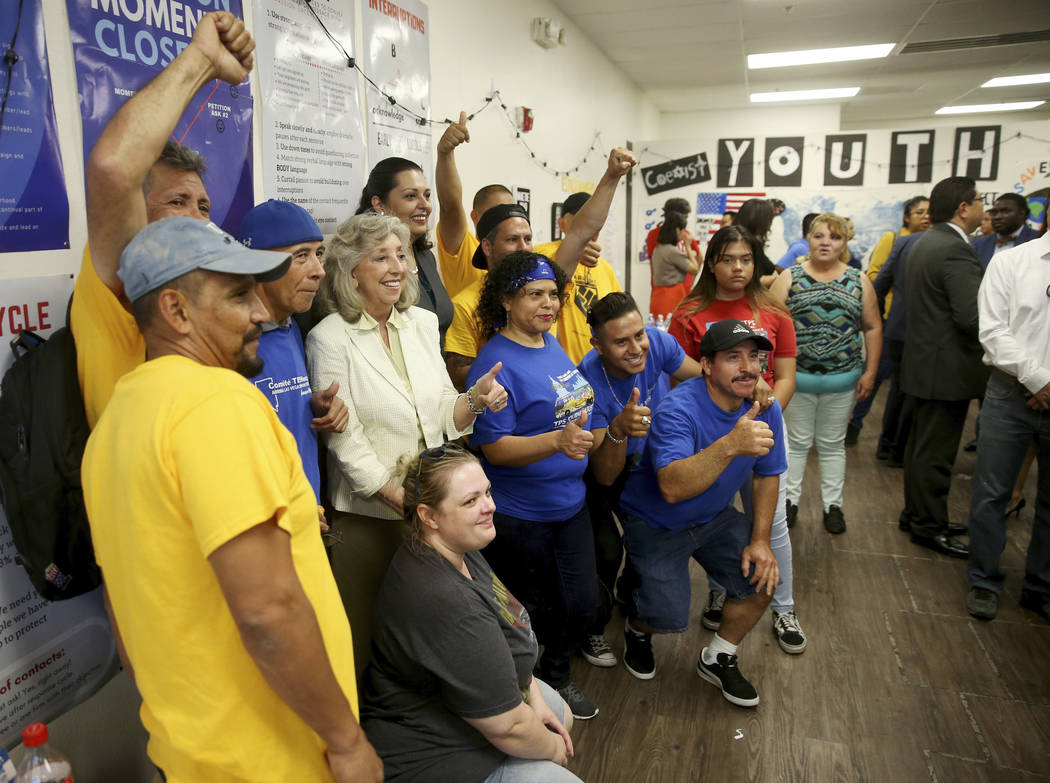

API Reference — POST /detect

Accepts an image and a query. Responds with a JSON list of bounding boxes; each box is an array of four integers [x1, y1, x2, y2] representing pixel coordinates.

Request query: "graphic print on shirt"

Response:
[[573, 270, 598, 316], [550, 368, 594, 427], [705, 318, 771, 377], [489, 570, 534, 636], [254, 373, 311, 413]]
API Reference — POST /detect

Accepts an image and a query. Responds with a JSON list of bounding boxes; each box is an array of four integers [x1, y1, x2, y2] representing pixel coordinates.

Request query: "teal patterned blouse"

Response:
[[786, 264, 864, 375]]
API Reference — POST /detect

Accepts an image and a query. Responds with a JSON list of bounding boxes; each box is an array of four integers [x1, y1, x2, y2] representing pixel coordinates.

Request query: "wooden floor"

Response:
[[566, 392, 1050, 783]]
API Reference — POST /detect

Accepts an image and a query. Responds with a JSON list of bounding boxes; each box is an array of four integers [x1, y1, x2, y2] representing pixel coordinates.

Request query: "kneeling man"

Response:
[[618, 319, 785, 707]]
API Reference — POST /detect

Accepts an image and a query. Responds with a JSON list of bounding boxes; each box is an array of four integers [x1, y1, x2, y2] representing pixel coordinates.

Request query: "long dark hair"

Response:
[[475, 251, 568, 341], [674, 225, 788, 320], [734, 199, 774, 244], [656, 211, 687, 246], [355, 157, 431, 252]]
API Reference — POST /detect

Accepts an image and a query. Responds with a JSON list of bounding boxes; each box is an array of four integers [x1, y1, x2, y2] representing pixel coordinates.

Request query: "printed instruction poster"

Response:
[[362, 0, 432, 178], [0, 275, 120, 751], [65, 0, 255, 233], [0, 0, 70, 252], [254, 0, 366, 232]]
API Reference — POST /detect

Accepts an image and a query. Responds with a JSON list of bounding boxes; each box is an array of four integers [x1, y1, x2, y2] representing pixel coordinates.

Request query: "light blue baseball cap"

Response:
[[119, 217, 292, 302]]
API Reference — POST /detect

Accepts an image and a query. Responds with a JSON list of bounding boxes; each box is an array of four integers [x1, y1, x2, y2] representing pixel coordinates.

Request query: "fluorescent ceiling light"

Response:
[[935, 101, 1045, 114], [981, 73, 1050, 88], [750, 87, 860, 103], [748, 44, 894, 69]]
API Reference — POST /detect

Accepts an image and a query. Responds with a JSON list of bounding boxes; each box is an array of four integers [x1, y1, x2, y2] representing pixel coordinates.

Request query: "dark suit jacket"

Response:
[[970, 224, 1041, 267], [874, 232, 923, 344], [900, 223, 988, 400]]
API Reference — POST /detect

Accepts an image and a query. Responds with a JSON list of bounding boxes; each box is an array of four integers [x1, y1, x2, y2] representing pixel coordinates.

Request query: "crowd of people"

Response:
[[65, 12, 1049, 783]]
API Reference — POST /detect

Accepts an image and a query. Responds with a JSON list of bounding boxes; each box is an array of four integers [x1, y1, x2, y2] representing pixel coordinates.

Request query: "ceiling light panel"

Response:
[[748, 44, 895, 69], [750, 87, 861, 103], [935, 101, 1046, 114], [981, 73, 1050, 88]]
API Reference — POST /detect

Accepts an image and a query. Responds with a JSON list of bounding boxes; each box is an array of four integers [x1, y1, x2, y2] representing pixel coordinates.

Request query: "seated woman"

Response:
[[361, 445, 580, 783], [466, 251, 600, 721], [305, 213, 505, 673]]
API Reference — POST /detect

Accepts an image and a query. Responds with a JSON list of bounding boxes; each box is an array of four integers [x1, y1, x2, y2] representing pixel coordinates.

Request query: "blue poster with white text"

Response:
[[65, 0, 254, 232], [0, 0, 71, 253]]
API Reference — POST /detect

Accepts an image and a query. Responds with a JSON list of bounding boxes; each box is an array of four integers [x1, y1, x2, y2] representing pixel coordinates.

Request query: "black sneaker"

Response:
[[772, 609, 808, 653], [786, 499, 799, 529], [701, 589, 726, 630], [557, 681, 599, 719], [966, 587, 998, 621], [823, 505, 846, 534], [581, 634, 617, 667], [1019, 589, 1050, 624], [697, 649, 759, 707], [623, 624, 655, 680]]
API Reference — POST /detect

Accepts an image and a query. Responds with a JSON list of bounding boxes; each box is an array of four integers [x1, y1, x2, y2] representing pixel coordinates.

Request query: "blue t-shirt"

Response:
[[776, 238, 809, 269], [619, 378, 787, 531], [577, 327, 685, 462], [251, 320, 321, 500], [468, 332, 594, 521]]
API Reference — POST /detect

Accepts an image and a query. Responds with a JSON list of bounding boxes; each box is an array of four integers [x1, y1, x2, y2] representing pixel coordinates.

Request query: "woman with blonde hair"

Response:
[[770, 213, 881, 535], [361, 445, 581, 783], [305, 213, 506, 672]]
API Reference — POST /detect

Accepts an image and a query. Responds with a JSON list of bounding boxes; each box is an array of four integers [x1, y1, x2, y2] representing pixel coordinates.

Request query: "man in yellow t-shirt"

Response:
[[534, 191, 623, 363], [443, 147, 640, 389], [72, 12, 254, 428], [83, 217, 382, 783], [433, 112, 516, 299]]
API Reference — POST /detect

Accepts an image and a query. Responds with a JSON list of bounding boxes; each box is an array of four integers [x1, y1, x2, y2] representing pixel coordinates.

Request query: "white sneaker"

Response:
[[581, 634, 617, 667]]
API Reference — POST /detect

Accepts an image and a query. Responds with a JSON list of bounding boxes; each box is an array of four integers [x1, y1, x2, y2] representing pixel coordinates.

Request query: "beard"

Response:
[[235, 326, 265, 378]]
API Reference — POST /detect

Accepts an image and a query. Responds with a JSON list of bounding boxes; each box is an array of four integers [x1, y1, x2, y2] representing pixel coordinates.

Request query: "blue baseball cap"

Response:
[[119, 217, 292, 302], [237, 199, 323, 249]]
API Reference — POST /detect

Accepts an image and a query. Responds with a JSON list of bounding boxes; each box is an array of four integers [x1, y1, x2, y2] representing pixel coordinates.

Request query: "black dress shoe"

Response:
[[947, 522, 968, 536], [964, 438, 977, 452], [910, 533, 969, 558], [1019, 589, 1050, 624]]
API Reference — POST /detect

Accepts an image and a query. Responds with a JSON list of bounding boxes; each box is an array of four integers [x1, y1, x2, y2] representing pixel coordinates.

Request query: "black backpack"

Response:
[[0, 312, 100, 601]]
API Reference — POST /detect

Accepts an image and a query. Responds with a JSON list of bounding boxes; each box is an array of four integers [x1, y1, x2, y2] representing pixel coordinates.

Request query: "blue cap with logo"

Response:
[[118, 216, 292, 302], [236, 199, 323, 249]]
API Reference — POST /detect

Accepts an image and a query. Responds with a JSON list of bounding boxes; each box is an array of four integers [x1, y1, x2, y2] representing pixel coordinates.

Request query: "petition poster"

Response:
[[65, 0, 254, 232], [362, 0, 432, 177], [0, 0, 70, 252], [254, 0, 366, 231], [0, 275, 120, 751]]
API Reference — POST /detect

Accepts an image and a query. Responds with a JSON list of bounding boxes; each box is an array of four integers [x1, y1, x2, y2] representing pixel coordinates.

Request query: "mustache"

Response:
[[733, 373, 758, 382], [244, 325, 263, 344]]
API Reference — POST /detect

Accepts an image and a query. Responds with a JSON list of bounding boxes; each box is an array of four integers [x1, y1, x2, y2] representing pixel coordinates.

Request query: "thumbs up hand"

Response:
[[557, 409, 594, 460], [311, 381, 349, 432], [728, 401, 774, 457], [609, 387, 652, 442], [437, 110, 470, 155], [469, 362, 507, 413]]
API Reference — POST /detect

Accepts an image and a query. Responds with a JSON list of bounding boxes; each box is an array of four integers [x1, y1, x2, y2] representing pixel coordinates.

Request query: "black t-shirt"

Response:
[[361, 544, 538, 783]]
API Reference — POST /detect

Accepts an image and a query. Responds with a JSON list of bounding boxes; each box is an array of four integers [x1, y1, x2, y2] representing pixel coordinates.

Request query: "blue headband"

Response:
[[507, 258, 557, 292]]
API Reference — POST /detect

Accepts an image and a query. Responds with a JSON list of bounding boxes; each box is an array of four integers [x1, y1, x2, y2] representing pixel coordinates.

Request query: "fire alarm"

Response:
[[514, 107, 534, 133]]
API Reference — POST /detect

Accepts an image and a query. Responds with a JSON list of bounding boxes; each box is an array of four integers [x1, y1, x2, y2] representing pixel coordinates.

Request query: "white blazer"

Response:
[[305, 306, 470, 519]]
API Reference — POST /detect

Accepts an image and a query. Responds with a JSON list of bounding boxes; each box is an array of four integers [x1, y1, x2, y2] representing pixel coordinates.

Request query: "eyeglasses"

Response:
[[414, 443, 467, 499]]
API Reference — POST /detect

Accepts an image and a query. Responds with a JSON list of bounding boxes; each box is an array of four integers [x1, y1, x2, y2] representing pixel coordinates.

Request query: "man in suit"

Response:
[[971, 193, 1039, 267], [899, 176, 987, 558]]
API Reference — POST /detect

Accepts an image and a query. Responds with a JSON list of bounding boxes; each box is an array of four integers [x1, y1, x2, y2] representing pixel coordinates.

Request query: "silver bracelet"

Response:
[[604, 428, 627, 445], [465, 387, 485, 415]]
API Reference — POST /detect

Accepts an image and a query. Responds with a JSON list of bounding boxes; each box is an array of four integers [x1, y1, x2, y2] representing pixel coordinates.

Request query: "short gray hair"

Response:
[[143, 141, 206, 193], [317, 213, 418, 323]]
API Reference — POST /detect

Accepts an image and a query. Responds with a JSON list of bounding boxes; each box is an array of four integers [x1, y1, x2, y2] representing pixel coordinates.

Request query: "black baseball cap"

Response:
[[472, 203, 530, 269], [699, 319, 773, 357]]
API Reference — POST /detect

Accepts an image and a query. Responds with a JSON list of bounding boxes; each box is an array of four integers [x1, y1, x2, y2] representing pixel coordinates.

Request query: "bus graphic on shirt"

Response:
[[550, 368, 594, 428]]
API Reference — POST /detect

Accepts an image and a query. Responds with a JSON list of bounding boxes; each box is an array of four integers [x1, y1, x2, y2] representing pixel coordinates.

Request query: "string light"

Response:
[[301, 0, 602, 178]]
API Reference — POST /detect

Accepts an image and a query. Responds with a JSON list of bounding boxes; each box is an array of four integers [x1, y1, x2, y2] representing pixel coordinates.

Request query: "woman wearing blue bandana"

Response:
[[467, 252, 601, 722]]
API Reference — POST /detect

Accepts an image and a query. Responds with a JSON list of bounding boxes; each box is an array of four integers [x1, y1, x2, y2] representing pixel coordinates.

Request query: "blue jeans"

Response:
[[968, 374, 1050, 597], [850, 335, 894, 429], [483, 679, 581, 783], [622, 507, 758, 633], [483, 507, 597, 688]]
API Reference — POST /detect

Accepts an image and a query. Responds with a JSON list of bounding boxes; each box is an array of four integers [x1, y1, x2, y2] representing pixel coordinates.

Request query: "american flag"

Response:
[[697, 191, 766, 237]]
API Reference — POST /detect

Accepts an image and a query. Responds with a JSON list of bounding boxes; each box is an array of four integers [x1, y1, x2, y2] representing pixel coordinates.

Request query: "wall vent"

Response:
[[901, 29, 1050, 54]]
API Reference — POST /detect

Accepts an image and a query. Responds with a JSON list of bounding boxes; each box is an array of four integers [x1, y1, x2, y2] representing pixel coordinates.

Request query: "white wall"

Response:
[[659, 103, 842, 139]]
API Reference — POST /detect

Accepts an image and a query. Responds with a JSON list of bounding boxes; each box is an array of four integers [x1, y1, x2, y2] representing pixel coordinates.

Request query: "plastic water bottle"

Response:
[[645, 313, 655, 328], [15, 724, 72, 783]]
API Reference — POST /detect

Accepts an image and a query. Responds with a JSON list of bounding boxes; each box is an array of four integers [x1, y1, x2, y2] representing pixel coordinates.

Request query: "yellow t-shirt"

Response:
[[83, 356, 357, 783], [435, 222, 486, 299], [70, 246, 146, 428], [866, 227, 912, 318], [534, 240, 623, 364], [444, 278, 486, 359]]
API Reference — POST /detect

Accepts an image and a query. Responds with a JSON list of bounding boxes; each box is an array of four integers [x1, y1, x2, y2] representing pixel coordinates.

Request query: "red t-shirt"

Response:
[[668, 298, 796, 387]]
